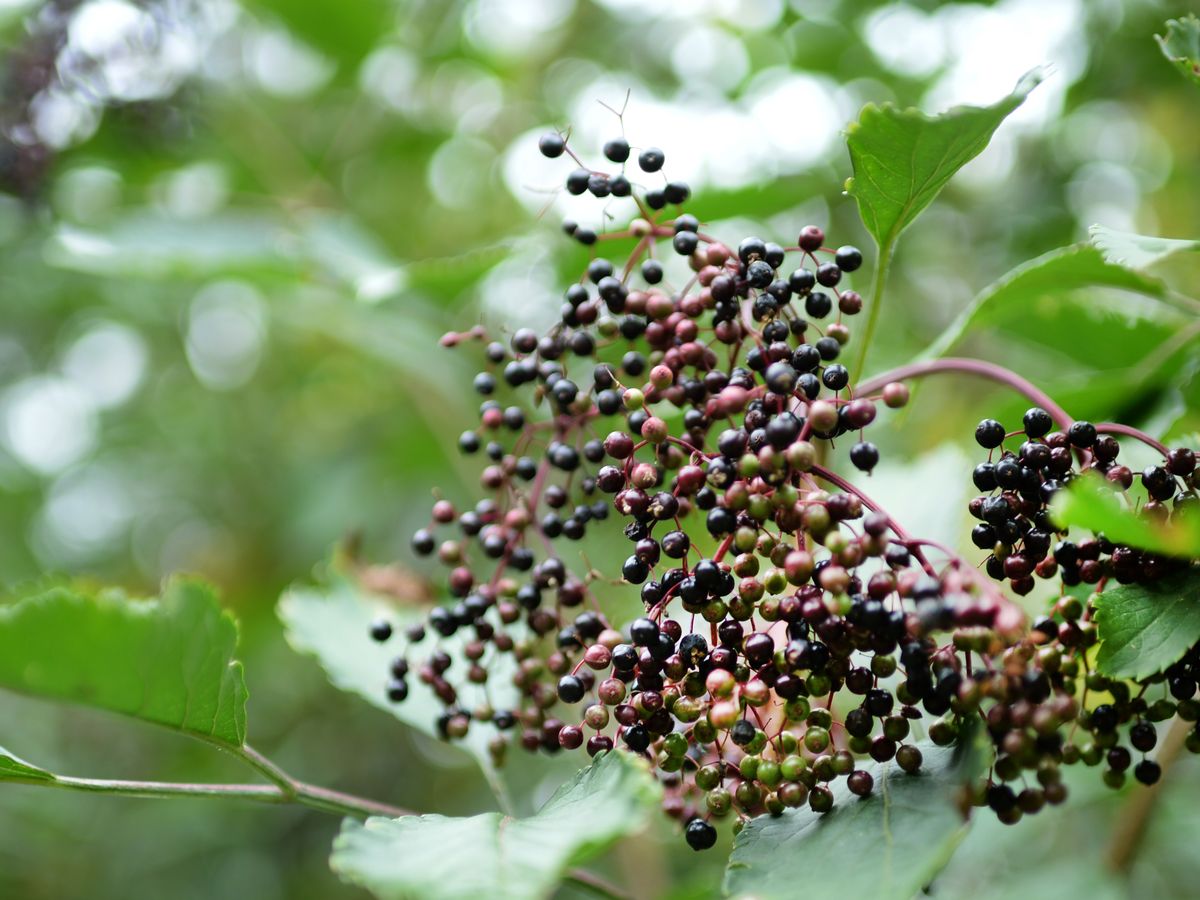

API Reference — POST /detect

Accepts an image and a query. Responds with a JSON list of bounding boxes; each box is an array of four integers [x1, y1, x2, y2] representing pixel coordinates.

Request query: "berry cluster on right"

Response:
[[970, 408, 1196, 595]]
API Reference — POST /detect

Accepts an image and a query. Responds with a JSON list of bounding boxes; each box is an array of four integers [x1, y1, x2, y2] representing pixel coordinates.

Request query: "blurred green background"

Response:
[[1, 0, 1198, 897]]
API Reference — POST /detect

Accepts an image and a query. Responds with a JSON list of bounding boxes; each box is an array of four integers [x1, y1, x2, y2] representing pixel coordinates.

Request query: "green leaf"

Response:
[[0, 579, 247, 747], [1089, 224, 1200, 270], [278, 567, 517, 777], [923, 243, 1173, 359], [845, 68, 1042, 253], [1157, 14, 1200, 87], [1093, 572, 1200, 679], [724, 741, 979, 900], [1051, 472, 1200, 558], [930, 767, 1129, 900], [329, 751, 659, 900], [0, 746, 56, 783]]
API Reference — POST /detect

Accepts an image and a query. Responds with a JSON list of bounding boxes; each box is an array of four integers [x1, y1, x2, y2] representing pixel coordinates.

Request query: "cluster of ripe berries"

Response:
[[959, 410, 1200, 816], [367, 131, 1200, 850], [970, 410, 1197, 593]]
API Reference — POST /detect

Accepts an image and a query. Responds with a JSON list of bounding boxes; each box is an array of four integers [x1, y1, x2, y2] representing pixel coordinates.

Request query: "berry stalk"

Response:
[[856, 357, 1073, 428]]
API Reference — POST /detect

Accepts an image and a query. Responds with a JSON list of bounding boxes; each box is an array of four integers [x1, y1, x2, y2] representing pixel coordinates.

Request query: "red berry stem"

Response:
[[856, 357, 1073, 428], [1095, 423, 1170, 458]]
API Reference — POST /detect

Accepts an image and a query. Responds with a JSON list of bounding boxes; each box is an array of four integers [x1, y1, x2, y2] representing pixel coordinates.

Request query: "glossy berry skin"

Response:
[[685, 818, 717, 851], [822, 365, 849, 391], [835, 246, 863, 271], [603, 138, 630, 163], [638, 147, 665, 172], [1067, 421, 1097, 448], [1134, 760, 1161, 785], [1023, 408, 1053, 438], [369, 619, 393, 642], [538, 133, 565, 158], [565, 169, 589, 195], [975, 419, 1007, 449], [850, 442, 879, 472], [558, 675, 585, 703]]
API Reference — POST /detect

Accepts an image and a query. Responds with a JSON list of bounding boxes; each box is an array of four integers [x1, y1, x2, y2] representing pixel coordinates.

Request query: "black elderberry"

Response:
[[1130, 721, 1157, 752], [765, 362, 798, 395], [972, 463, 997, 491], [557, 675, 586, 704], [673, 231, 699, 255], [850, 442, 879, 472], [630, 617, 660, 647], [641, 260, 664, 284], [538, 133, 565, 158], [638, 147, 665, 172], [565, 168, 590, 195], [1142, 466, 1177, 502], [1023, 408, 1053, 438], [788, 267, 815, 295], [790, 344, 820, 373], [747, 259, 774, 288], [737, 236, 766, 263], [411, 529, 435, 556], [976, 419, 1007, 449], [369, 619, 392, 642], [623, 724, 651, 752], [730, 720, 756, 746], [816, 262, 842, 287], [685, 818, 717, 851], [1134, 760, 1161, 785], [995, 458, 1023, 489], [816, 337, 842, 362], [603, 137, 630, 163], [848, 770, 874, 797], [386, 679, 408, 702], [822, 365, 849, 391], [662, 181, 691, 204], [835, 246, 863, 271], [1167, 448, 1196, 476], [1067, 421, 1097, 448], [805, 291, 833, 319], [865, 688, 894, 717], [1090, 704, 1119, 732]]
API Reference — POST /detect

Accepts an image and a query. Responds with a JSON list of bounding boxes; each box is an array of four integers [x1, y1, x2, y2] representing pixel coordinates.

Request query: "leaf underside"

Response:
[[330, 751, 660, 900], [923, 243, 1172, 360], [278, 568, 519, 776], [1089, 224, 1200, 270]]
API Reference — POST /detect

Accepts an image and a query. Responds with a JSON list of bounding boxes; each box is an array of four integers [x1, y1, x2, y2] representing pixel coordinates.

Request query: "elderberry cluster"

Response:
[[970, 409, 1197, 594], [364, 130, 1200, 850], [949, 413, 1200, 819]]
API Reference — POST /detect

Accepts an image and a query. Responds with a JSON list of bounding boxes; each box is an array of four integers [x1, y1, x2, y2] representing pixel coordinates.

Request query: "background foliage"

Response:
[[1, 1, 1199, 897]]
